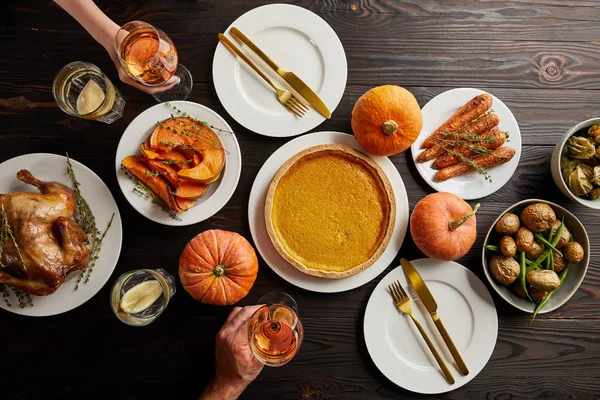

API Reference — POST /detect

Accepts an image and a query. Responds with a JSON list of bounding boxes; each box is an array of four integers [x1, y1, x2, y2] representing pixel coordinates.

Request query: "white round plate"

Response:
[[0, 153, 122, 316], [248, 132, 409, 293], [115, 101, 241, 226], [364, 258, 498, 394], [410, 88, 521, 200], [213, 3, 347, 137]]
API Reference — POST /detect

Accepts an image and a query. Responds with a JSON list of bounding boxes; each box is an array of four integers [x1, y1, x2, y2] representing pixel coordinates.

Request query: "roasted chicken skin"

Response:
[[0, 170, 89, 295]]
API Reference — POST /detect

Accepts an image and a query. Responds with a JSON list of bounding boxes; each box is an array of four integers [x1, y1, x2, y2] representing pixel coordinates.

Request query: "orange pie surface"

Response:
[[265, 144, 396, 279]]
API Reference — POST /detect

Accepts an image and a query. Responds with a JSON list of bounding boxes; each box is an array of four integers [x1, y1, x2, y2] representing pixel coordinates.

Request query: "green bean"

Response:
[[525, 258, 532, 266], [519, 251, 532, 301], [485, 244, 499, 252], [534, 233, 563, 257], [549, 249, 555, 271], [545, 227, 555, 269], [550, 218, 565, 247], [530, 263, 572, 324], [526, 251, 550, 273]]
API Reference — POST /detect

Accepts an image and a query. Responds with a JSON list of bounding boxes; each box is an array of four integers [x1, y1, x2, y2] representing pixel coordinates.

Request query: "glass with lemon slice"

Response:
[[53, 61, 125, 124], [110, 269, 175, 326]]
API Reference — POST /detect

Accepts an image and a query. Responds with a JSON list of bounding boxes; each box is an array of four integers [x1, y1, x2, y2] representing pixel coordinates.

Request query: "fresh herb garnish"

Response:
[[122, 165, 181, 221]]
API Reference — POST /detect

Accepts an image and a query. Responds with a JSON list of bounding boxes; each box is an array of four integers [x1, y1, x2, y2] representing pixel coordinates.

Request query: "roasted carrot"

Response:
[[421, 93, 493, 149], [435, 146, 516, 181], [431, 129, 507, 170], [416, 113, 500, 163]]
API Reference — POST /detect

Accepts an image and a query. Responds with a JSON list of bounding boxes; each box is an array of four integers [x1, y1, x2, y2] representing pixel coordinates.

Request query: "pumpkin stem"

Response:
[[382, 120, 398, 135], [448, 203, 480, 231], [212, 264, 226, 277]]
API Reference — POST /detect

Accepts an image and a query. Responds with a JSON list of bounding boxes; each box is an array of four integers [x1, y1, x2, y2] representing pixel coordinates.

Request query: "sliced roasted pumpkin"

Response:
[[150, 117, 223, 153], [145, 158, 179, 187], [176, 147, 225, 183], [122, 155, 178, 212], [175, 180, 209, 199], [174, 196, 196, 211]]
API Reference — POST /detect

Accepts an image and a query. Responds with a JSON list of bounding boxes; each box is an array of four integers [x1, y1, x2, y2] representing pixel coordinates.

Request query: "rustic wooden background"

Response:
[[1, 1, 599, 399]]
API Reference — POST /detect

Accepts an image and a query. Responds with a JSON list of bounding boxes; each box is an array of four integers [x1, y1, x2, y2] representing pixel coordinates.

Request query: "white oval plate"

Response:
[[410, 88, 521, 200], [364, 258, 498, 394], [213, 3, 347, 137], [0, 153, 122, 316], [115, 101, 241, 226], [248, 132, 409, 293]]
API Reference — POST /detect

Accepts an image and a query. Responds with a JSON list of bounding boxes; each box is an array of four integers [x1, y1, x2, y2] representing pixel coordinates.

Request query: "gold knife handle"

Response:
[[410, 314, 455, 384], [217, 33, 278, 91], [432, 313, 469, 375], [230, 27, 280, 72]]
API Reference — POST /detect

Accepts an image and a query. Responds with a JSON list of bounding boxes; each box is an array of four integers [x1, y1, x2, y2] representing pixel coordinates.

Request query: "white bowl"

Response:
[[551, 117, 600, 210], [482, 199, 590, 314]]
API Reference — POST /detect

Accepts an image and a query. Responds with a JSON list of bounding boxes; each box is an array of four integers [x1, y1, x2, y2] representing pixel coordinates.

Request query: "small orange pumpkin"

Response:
[[410, 192, 479, 261], [179, 230, 258, 305], [351, 85, 423, 156]]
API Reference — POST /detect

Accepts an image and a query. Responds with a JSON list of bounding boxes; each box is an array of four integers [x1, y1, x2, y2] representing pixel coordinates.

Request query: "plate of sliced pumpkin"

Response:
[[115, 101, 241, 226]]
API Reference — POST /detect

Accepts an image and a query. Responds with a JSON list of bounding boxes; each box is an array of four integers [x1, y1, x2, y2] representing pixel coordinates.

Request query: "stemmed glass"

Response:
[[114, 20, 193, 101], [247, 292, 304, 367]]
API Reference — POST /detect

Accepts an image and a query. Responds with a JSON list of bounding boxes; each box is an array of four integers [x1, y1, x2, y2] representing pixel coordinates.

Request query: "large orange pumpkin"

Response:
[[351, 85, 423, 156], [410, 192, 479, 261], [179, 230, 258, 305]]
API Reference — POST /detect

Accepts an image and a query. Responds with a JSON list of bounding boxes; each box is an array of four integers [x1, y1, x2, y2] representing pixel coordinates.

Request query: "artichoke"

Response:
[[566, 136, 596, 159], [594, 166, 600, 186], [588, 124, 600, 145], [568, 164, 594, 196], [589, 188, 600, 200]]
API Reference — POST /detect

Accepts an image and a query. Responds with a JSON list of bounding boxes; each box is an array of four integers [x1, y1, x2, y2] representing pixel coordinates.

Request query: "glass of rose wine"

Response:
[[114, 21, 192, 101], [248, 292, 304, 367]]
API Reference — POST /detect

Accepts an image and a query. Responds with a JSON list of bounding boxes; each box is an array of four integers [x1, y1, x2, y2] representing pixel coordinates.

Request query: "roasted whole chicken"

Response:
[[0, 170, 89, 295]]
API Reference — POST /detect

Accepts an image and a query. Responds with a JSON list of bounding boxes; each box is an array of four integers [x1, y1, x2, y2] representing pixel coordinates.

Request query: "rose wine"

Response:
[[118, 27, 177, 85]]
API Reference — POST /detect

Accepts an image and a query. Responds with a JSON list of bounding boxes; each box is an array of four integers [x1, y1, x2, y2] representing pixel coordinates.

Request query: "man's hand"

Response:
[[200, 305, 264, 400]]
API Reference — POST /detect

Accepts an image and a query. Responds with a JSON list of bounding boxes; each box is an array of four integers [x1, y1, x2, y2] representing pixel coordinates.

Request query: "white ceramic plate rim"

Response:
[[0, 153, 123, 317], [248, 131, 409, 293], [115, 101, 241, 226], [364, 258, 498, 394], [212, 3, 348, 137], [410, 88, 522, 200]]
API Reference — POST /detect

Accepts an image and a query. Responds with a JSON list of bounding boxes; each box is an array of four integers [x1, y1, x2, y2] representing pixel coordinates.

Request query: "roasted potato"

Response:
[[525, 241, 545, 260], [490, 255, 520, 286], [515, 227, 535, 252], [553, 253, 567, 273], [520, 203, 557, 233], [527, 269, 561, 291], [495, 212, 520, 235], [531, 287, 549, 302], [564, 241, 584, 264], [500, 236, 517, 258]]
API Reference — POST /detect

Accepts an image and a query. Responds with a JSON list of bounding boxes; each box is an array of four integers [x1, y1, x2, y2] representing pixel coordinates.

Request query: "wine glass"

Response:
[[247, 292, 304, 367], [114, 20, 192, 101]]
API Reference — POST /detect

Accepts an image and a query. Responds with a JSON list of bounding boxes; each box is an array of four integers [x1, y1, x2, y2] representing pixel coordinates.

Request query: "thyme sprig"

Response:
[[434, 141, 493, 181], [66, 154, 97, 236], [0, 284, 12, 307], [0, 285, 32, 309], [76, 213, 114, 288], [159, 141, 199, 151], [0, 205, 27, 271], [162, 159, 193, 165], [122, 165, 181, 221], [145, 170, 166, 177]]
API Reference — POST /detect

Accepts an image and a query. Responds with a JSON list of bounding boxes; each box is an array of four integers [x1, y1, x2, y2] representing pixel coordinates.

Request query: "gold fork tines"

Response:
[[388, 281, 455, 384], [217, 33, 308, 118]]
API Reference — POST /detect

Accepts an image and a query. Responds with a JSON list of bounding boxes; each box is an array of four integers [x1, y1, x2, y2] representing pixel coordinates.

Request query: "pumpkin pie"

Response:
[[264, 144, 396, 279]]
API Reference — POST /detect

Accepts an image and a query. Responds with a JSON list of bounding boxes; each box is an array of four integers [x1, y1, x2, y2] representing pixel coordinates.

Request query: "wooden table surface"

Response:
[[2, 1, 599, 399]]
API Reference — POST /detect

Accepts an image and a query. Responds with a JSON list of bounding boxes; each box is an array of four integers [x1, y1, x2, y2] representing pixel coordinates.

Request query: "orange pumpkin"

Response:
[[410, 192, 479, 261], [179, 230, 258, 305], [351, 85, 423, 156]]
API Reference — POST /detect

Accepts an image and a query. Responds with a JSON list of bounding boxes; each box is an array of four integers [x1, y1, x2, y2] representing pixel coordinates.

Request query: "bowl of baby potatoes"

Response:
[[482, 199, 589, 319]]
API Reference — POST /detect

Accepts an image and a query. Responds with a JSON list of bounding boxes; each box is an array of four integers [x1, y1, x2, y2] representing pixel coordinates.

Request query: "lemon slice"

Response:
[[76, 79, 105, 115], [120, 280, 163, 314]]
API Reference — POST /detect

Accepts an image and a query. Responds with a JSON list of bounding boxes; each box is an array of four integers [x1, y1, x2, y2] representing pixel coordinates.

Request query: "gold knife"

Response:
[[229, 27, 331, 119], [400, 258, 469, 376]]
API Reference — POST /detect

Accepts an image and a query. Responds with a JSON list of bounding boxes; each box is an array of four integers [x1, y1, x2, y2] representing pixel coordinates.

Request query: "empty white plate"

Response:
[[364, 258, 498, 394], [213, 3, 347, 137]]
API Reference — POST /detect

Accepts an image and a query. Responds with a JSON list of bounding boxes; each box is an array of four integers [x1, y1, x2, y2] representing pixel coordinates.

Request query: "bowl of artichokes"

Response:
[[551, 117, 600, 209]]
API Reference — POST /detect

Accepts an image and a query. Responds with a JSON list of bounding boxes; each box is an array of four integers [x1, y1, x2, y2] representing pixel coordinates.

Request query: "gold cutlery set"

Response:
[[217, 28, 331, 119], [389, 258, 469, 384]]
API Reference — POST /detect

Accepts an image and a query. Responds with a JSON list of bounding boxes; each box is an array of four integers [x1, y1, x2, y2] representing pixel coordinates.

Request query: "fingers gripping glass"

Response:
[[114, 21, 192, 101], [247, 292, 304, 367]]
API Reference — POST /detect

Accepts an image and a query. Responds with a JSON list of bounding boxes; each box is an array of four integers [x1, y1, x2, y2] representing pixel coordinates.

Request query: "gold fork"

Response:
[[217, 33, 308, 118], [389, 281, 455, 384]]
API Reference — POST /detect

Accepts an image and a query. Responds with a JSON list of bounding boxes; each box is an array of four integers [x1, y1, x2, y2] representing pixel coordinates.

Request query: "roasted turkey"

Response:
[[0, 170, 89, 295]]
